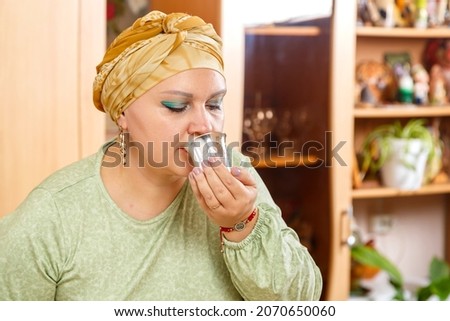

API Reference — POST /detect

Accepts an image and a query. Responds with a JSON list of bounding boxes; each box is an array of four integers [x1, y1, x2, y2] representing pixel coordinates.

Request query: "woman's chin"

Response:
[[173, 149, 195, 175]]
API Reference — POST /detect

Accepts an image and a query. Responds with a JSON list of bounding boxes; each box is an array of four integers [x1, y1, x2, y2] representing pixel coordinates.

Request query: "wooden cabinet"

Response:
[[237, 0, 450, 300], [348, 0, 450, 300], [243, 19, 332, 300], [0, 0, 106, 215], [329, 0, 450, 299], [241, 1, 355, 300]]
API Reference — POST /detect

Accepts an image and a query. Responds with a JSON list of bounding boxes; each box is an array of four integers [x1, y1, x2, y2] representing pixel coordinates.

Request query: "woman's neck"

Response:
[[101, 145, 187, 221]]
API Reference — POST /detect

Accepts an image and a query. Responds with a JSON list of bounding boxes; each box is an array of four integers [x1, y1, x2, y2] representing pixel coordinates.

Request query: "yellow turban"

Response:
[[93, 10, 224, 122]]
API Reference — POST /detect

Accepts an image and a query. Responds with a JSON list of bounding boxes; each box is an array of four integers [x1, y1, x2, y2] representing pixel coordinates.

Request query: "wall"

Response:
[[354, 197, 445, 281]]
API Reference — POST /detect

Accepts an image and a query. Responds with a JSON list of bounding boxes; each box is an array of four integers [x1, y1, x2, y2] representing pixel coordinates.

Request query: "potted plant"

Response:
[[359, 118, 439, 190]]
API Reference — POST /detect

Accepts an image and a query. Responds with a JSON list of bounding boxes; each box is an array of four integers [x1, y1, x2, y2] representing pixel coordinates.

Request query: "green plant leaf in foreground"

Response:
[[351, 245, 404, 299], [416, 257, 450, 301], [429, 257, 450, 282], [351, 247, 450, 300]]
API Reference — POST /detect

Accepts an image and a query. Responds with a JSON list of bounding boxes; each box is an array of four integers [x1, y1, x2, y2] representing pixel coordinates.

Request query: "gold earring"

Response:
[[118, 126, 127, 166]]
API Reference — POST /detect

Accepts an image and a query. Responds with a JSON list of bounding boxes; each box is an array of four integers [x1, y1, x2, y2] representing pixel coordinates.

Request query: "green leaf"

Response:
[[417, 285, 433, 301], [431, 277, 450, 301], [417, 257, 450, 301], [417, 277, 450, 301], [429, 257, 450, 283], [351, 245, 404, 290]]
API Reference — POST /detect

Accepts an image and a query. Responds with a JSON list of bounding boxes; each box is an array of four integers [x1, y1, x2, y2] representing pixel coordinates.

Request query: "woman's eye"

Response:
[[206, 100, 223, 111], [161, 101, 187, 113], [207, 104, 222, 111]]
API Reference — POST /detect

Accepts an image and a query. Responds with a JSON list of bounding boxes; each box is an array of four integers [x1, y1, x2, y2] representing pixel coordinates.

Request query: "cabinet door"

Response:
[[0, 0, 105, 215], [243, 20, 332, 300]]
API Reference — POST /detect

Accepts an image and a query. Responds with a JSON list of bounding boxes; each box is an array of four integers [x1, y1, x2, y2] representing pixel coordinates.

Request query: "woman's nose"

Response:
[[187, 107, 213, 135]]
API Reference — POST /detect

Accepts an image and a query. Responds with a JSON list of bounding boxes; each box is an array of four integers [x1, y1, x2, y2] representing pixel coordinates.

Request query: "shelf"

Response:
[[354, 105, 450, 118], [251, 154, 319, 168], [245, 25, 321, 37], [352, 182, 450, 199], [356, 26, 450, 38]]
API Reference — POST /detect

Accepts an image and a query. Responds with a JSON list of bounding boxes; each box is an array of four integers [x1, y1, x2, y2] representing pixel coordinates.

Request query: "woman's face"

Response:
[[117, 68, 226, 177]]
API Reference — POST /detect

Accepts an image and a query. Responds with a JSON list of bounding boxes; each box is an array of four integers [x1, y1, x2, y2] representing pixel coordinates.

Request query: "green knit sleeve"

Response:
[[0, 188, 65, 300], [223, 152, 323, 300]]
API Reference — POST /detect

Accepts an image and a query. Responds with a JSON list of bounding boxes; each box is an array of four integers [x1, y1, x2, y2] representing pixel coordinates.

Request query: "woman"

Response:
[[0, 11, 322, 300]]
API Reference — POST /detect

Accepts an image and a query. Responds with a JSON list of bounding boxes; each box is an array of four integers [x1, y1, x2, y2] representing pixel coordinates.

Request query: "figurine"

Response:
[[424, 39, 450, 100], [429, 64, 447, 105], [395, 62, 414, 103], [411, 64, 429, 105], [355, 60, 396, 106]]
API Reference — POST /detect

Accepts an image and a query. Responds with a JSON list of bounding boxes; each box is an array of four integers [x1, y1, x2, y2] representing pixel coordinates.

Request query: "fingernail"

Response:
[[193, 167, 202, 176], [231, 167, 241, 176], [201, 160, 209, 169], [208, 156, 221, 167]]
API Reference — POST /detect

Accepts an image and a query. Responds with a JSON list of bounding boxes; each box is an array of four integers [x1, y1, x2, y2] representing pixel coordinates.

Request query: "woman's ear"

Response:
[[117, 112, 127, 130]]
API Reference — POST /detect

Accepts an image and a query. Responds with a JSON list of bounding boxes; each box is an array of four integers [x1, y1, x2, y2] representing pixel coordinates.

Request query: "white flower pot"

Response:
[[380, 138, 430, 190]]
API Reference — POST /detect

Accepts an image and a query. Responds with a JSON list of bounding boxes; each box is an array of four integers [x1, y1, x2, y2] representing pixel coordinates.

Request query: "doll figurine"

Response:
[[396, 63, 414, 103], [429, 64, 447, 105], [411, 64, 429, 105]]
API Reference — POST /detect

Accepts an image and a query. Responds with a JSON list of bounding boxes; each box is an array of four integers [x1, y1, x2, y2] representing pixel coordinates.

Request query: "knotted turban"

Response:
[[93, 10, 224, 123]]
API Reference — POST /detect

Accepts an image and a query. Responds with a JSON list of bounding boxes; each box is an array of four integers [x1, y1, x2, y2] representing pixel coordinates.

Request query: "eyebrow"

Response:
[[160, 89, 227, 99], [161, 90, 193, 98], [210, 89, 227, 98]]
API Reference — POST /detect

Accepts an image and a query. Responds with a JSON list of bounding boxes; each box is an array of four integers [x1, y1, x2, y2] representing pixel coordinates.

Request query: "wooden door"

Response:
[[0, 0, 106, 215]]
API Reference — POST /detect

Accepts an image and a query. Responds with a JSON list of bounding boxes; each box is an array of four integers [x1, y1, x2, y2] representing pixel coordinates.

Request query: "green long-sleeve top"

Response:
[[0, 142, 322, 300]]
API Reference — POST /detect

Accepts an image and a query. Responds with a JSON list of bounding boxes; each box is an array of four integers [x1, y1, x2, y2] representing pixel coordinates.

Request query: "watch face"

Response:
[[234, 222, 246, 231]]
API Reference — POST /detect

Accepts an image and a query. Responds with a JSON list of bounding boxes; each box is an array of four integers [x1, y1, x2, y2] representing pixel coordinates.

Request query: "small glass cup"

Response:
[[187, 132, 231, 169]]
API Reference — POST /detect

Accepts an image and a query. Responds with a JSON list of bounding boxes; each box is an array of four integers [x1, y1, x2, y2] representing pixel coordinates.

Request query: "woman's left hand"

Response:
[[188, 157, 257, 230]]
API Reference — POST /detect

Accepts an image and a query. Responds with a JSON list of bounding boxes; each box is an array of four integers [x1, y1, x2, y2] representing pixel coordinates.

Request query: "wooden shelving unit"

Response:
[[356, 26, 450, 38], [351, 19, 450, 296], [354, 105, 450, 118], [353, 26, 450, 200], [353, 181, 450, 199]]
